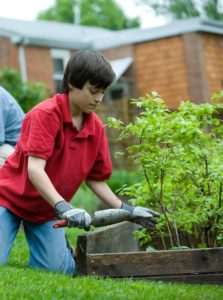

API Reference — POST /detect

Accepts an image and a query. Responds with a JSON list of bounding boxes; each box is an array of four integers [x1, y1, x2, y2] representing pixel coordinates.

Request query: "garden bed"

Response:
[[76, 222, 223, 284]]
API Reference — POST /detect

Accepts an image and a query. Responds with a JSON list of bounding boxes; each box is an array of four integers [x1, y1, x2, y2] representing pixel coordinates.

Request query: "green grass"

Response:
[[1, 231, 223, 300], [71, 184, 99, 214]]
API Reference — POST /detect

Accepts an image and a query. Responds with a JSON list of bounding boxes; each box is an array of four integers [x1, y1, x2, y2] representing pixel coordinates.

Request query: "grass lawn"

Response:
[[0, 229, 222, 300]]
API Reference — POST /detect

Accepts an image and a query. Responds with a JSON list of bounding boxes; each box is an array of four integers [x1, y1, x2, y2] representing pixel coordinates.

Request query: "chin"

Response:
[[86, 108, 96, 113], [85, 110, 93, 114]]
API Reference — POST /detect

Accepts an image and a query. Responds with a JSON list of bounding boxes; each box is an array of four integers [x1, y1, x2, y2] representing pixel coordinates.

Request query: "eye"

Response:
[[90, 89, 98, 95], [90, 89, 106, 95]]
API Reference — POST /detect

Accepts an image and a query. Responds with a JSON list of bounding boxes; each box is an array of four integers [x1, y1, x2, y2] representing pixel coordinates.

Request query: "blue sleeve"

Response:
[[0, 90, 6, 145], [0, 86, 25, 146]]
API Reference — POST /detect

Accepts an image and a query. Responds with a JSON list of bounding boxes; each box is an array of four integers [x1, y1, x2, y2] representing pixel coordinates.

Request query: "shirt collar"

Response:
[[80, 113, 95, 137], [59, 93, 72, 123]]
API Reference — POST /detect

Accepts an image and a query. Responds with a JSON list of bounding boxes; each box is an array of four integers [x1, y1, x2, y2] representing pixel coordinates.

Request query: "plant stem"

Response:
[[194, 224, 199, 248], [159, 169, 173, 248], [158, 227, 167, 250], [213, 182, 222, 247], [188, 173, 205, 196], [204, 155, 211, 196], [204, 228, 210, 248], [172, 219, 181, 247]]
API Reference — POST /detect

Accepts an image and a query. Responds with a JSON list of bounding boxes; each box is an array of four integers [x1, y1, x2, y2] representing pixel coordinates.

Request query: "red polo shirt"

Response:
[[0, 93, 112, 222]]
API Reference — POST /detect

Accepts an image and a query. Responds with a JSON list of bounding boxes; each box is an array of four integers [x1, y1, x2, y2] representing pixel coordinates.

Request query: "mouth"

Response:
[[89, 104, 97, 109]]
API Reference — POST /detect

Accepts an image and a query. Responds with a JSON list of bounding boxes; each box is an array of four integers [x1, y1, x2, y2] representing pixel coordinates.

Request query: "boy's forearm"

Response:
[[85, 179, 122, 208], [28, 156, 63, 207]]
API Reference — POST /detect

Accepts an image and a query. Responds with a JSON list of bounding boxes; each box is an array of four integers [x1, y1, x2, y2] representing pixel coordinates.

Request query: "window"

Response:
[[50, 49, 70, 93], [104, 80, 129, 101]]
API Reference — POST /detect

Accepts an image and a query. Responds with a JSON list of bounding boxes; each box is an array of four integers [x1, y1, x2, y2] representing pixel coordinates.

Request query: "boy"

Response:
[[0, 50, 157, 276]]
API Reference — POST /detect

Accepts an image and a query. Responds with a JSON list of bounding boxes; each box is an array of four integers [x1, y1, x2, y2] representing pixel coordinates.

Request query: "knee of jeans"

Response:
[[48, 256, 75, 274], [53, 254, 76, 276], [28, 251, 76, 276]]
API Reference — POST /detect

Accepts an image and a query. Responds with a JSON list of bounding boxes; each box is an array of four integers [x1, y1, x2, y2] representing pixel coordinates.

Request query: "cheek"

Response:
[[85, 92, 93, 101]]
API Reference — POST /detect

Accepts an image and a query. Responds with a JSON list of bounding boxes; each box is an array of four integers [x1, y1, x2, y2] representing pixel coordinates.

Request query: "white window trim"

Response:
[[50, 49, 70, 80]]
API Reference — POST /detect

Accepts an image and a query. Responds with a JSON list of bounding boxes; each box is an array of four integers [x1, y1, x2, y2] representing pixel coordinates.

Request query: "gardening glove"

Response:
[[54, 200, 92, 230], [121, 202, 159, 231]]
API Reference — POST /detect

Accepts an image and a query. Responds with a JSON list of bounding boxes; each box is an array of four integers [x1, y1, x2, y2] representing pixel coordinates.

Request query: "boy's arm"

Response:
[[86, 179, 160, 229], [85, 179, 122, 208], [28, 156, 63, 207], [28, 156, 91, 229]]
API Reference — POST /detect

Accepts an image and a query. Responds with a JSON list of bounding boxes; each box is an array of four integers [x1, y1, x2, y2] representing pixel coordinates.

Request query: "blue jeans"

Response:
[[0, 206, 75, 276]]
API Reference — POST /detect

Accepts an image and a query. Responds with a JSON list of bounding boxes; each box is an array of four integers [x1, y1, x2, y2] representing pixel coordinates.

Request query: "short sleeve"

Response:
[[20, 109, 59, 160], [87, 127, 112, 181]]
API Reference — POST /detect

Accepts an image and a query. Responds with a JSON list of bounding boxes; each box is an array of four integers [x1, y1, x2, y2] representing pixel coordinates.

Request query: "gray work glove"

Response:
[[54, 200, 92, 230], [121, 203, 159, 230]]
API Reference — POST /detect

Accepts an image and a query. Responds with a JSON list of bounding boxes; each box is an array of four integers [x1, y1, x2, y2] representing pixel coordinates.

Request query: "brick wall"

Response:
[[134, 36, 190, 109], [203, 33, 223, 97], [183, 33, 209, 104], [0, 37, 19, 69], [25, 46, 55, 93], [0, 40, 55, 93]]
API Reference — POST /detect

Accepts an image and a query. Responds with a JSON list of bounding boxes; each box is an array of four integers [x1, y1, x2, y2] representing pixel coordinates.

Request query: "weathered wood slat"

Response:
[[75, 221, 223, 284], [76, 222, 140, 275], [84, 222, 140, 254], [85, 248, 223, 277]]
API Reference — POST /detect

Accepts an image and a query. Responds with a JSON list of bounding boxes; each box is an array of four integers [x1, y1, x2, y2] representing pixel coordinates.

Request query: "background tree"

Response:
[[38, 0, 141, 30], [0, 68, 47, 113], [135, 0, 223, 21]]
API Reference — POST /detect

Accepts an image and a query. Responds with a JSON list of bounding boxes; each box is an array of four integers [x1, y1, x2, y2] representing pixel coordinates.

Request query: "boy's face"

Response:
[[69, 81, 106, 114]]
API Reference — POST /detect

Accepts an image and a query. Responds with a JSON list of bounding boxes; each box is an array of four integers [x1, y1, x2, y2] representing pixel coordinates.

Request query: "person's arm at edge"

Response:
[[27, 156, 63, 207], [85, 179, 122, 209]]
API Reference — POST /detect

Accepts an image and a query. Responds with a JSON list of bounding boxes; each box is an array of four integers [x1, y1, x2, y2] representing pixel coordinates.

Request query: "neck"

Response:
[[72, 114, 84, 132], [68, 93, 82, 118], [69, 102, 82, 117]]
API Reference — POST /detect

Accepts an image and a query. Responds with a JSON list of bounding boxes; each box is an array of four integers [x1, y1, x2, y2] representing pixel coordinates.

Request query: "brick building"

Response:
[[0, 17, 223, 167], [0, 17, 223, 108]]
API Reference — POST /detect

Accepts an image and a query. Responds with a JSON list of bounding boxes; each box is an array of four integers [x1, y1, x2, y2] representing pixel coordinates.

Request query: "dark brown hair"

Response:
[[62, 50, 116, 92]]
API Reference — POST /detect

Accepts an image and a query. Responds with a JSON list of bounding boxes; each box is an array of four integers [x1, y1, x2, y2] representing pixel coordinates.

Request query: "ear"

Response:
[[68, 83, 75, 91]]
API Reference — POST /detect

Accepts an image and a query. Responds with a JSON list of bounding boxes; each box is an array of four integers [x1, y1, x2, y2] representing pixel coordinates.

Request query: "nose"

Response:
[[94, 92, 104, 103]]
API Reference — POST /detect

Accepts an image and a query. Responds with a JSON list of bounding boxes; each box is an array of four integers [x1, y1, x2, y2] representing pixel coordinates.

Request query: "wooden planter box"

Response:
[[76, 222, 223, 284]]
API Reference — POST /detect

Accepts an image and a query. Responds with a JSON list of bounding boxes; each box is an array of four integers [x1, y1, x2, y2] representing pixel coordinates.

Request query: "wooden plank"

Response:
[[76, 235, 87, 275], [77, 222, 140, 255], [76, 222, 141, 275], [85, 248, 223, 277]]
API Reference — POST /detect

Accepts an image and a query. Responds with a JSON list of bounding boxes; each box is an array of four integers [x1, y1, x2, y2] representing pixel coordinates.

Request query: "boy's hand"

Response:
[[121, 203, 159, 230], [54, 200, 91, 230]]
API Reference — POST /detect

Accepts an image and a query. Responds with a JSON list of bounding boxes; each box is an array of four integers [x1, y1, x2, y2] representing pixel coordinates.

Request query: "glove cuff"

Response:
[[121, 202, 134, 214], [54, 200, 74, 219]]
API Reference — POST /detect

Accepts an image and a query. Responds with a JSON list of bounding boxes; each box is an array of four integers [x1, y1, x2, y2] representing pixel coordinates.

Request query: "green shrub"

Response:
[[0, 68, 48, 112], [71, 183, 99, 214], [107, 169, 142, 193], [108, 92, 223, 249]]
